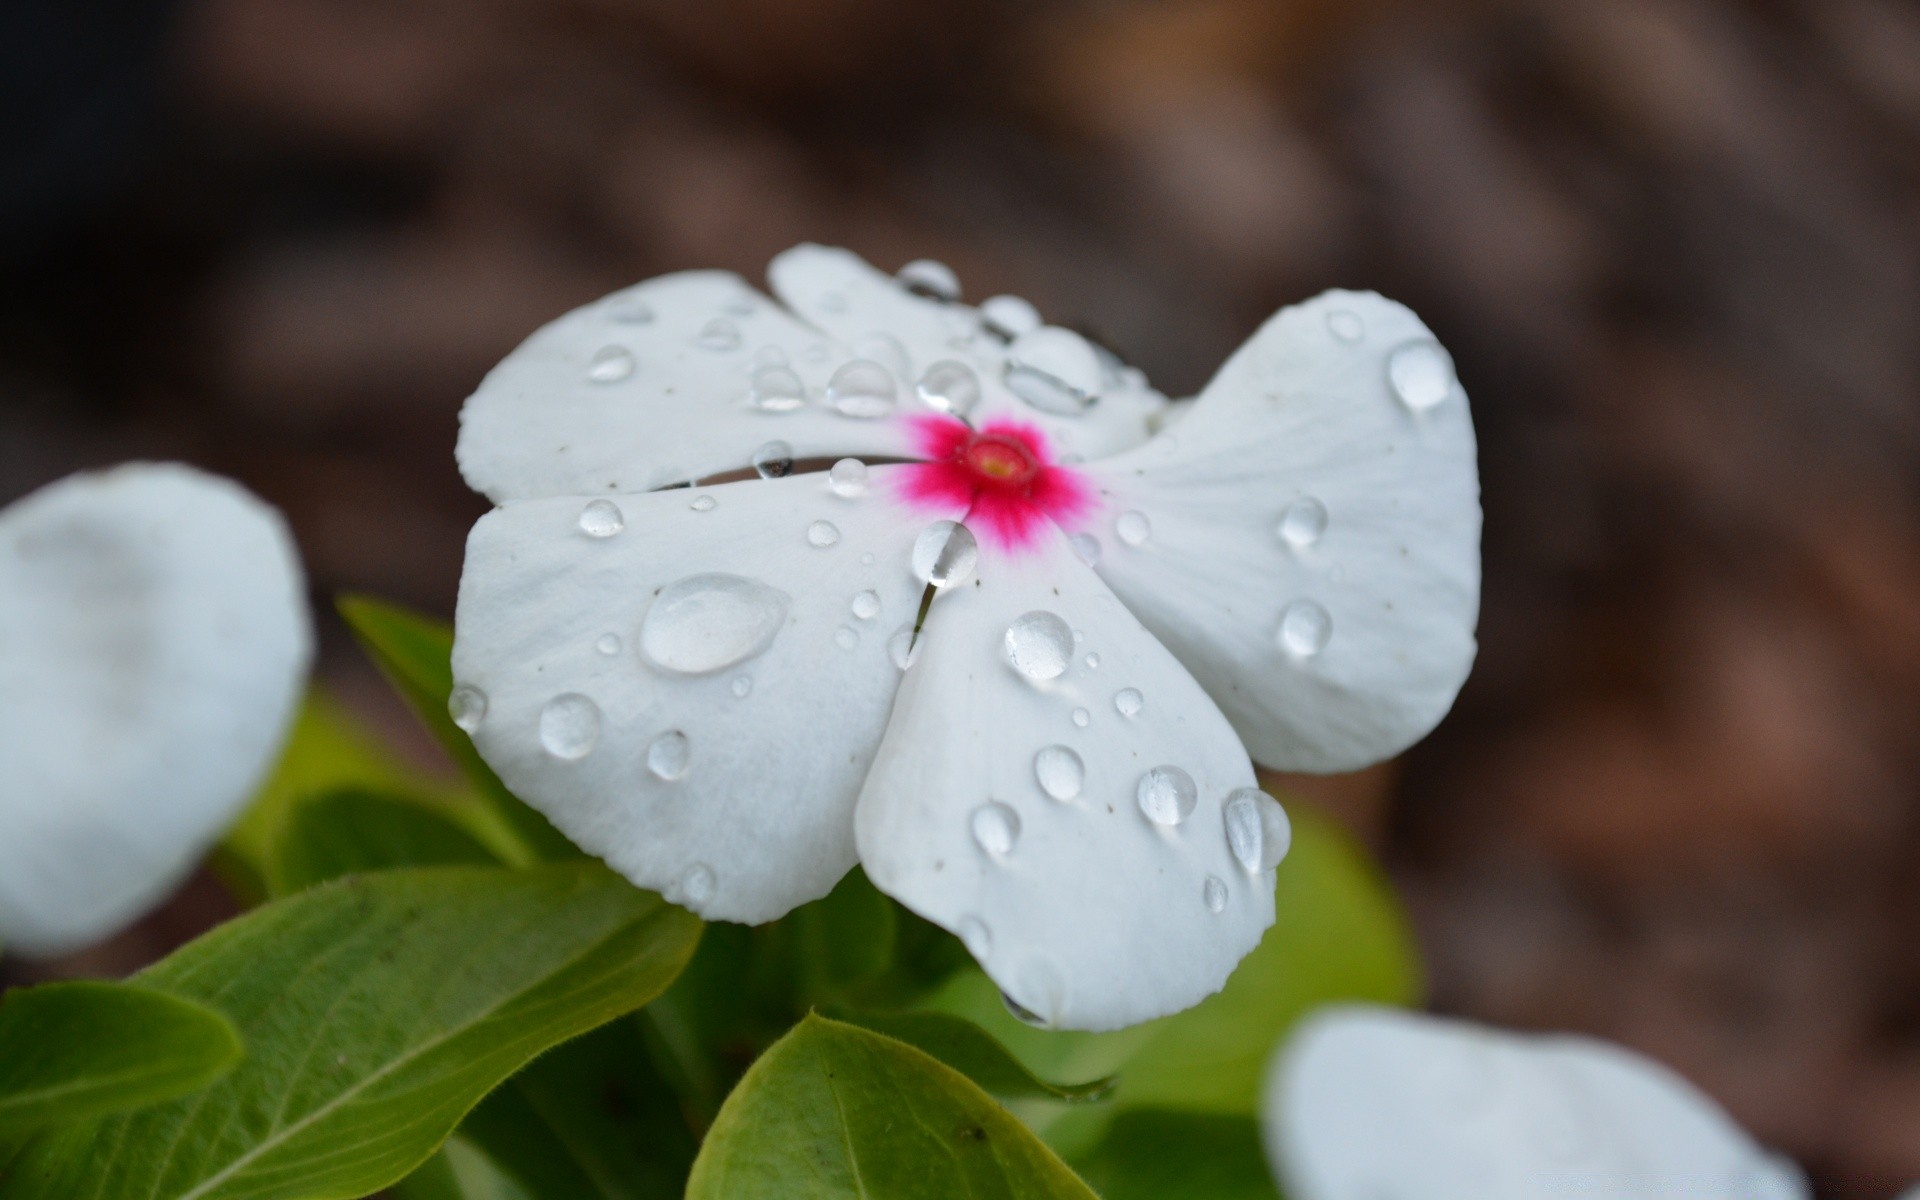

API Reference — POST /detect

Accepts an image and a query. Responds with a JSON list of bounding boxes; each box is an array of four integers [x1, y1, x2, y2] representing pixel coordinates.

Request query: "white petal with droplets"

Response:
[[453, 467, 964, 922], [1084, 290, 1480, 772], [854, 527, 1273, 1031], [0, 464, 311, 957]]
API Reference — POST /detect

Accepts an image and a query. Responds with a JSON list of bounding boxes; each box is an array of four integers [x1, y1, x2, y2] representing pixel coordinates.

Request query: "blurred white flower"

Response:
[[451, 245, 1480, 1029], [1263, 1006, 1809, 1200], [0, 463, 312, 957]]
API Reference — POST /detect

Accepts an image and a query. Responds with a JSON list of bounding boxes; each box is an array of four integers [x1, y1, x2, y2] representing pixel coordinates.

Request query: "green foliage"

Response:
[[0, 864, 701, 1200], [835, 1012, 1114, 1105], [0, 982, 241, 1135], [265, 787, 499, 896], [1069, 1110, 1281, 1200], [390, 1139, 532, 1200], [685, 1015, 1100, 1199]]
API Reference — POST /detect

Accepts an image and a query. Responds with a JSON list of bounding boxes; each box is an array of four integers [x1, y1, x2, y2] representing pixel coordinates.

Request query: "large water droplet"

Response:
[[1136, 765, 1197, 825], [539, 694, 601, 760], [887, 625, 922, 670], [1005, 611, 1074, 681], [1326, 310, 1364, 343], [578, 499, 625, 538], [981, 294, 1042, 339], [1115, 510, 1151, 546], [1223, 787, 1291, 872], [807, 520, 841, 548], [1387, 339, 1457, 411], [1001, 990, 1047, 1027], [752, 440, 795, 479], [828, 458, 869, 497], [647, 730, 691, 781], [749, 366, 807, 412], [1114, 688, 1143, 717], [851, 590, 881, 620], [1071, 707, 1091, 728], [911, 521, 978, 588], [971, 801, 1021, 856], [958, 917, 991, 959], [448, 685, 487, 733], [1069, 532, 1102, 566], [1203, 876, 1228, 913], [1277, 497, 1328, 548], [587, 345, 635, 383], [640, 573, 792, 675], [1006, 326, 1100, 415], [1278, 600, 1332, 658], [595, 633, 622, 656], [689, 494, 717, 512], [827, 359, 898, 418], [916, 360, 981, 416], [898, 258, 961, 301], [1033, 745, 1085, 800], [697, 317, 741, 352], [681, 863, 716, 906]]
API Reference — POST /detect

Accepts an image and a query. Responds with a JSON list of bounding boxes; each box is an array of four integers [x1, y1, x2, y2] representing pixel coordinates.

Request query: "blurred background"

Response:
[[3, 0, 1918, 1192]]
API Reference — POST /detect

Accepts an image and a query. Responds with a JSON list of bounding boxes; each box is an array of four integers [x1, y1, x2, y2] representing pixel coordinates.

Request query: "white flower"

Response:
[[1263, 1006, 1809, 1200], [0, 463, 312, 957], [450, 245, 1480, 1030]]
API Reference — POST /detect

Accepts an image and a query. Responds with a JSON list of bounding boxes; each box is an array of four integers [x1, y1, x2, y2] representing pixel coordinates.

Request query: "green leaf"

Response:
[[1069, 1110, 1281, 1200], [686, 1015, 1099, 1199], [0, 863, 702, 1200], [0, 982, 241, 1135], [265, 787, 500, 896], [834, 1011, 1113, 1104], [335, 594, 578, 862]]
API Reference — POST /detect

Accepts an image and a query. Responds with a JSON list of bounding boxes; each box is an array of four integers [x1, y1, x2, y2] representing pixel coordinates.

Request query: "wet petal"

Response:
[[1082, 290, 1480, 772], [452, 468, 965, 922], [0, 464, 311, 957], [855, 526, 1273, 1031], [1265, 1006, 1809, 1200]]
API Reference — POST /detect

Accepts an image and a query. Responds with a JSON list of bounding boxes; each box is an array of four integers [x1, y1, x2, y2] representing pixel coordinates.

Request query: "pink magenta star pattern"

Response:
[[896, 414, 1095, 553]]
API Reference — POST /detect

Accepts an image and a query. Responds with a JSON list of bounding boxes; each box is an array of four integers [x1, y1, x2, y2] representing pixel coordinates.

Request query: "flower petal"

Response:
[[1265, 1006, 1808, 1200], [0, 464, 311, 957], [854, 525, 1275, 1031], [768, 244, 1169, 462], [456, 270, 918, 504], [1082, 290, 1480, 772], [452, 468, 965, 922]]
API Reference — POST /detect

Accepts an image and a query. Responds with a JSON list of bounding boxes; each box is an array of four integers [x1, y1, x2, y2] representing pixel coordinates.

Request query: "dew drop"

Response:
[[827, 458, 869, 498], [898, 258, 961, 301], [834, 625, 858, 651], [1069, 532, 1102, 566], [1223, 788, 1292, 872], [1033, 745, 1085, 801], [981, 294, 1042, 339], [752, 440, 795, 479], [749, 366, 807, 412], [971, 801, 1021, 857], [1115, 510, 1151, 546], [1001, 990, 1047, 1027], [646, 730, 691, 781], [1071, 707, 1091, 728], [807, 520, 841, 548], [915, 360, 981, 417], [696, 317, 741, 352], [958, 917, 991, 959], [448, 685, 487, 733], [1278, 599, 1332, 658], [731, 674, 753, 698], [689, 494, 717, 512], [1005, 326, 1100, 415], [1387, 339, 1457, 411], [578, 499, 625, 538], [1004, 611, 1074, 681], [680, 863, 716, 906], [851, 590, 881, 620], [1137, 765, 1198, 826], [587, 345, 635, 383], [1114, 687, 1144, 717], [640, 573, 792, 675], [539, 694, 601, 761], [1278, 497, 1328, 548], [1203, 876, 1229, 913], [595, 633, 622, 656], [1084, 652, 1100, 670], [911, 521, 979, 588], [887, 625, 922, 670], [827, 359, 898, 418], [1326, 309, 1364, 343]]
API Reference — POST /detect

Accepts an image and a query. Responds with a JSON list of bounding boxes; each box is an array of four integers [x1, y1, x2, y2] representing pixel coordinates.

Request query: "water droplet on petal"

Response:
[[834, 625, 858, 651], [730, 674, 752, 698], [1115, 510, 1151, 546], [898, 258, 961, 301], [749, 366, 807, 412], [1223, 787, 1291, 872], [828, 459, 870, 498], [1071, 707, 1090, 728], [971, 801, 1021, 856], [1278, 497, 1328, 548], [1084, 652, 1100, 670], [807, 520, 841, 548], [608, 297, 653, 324], [915, 360, 981, 416], [448, 685, 487, 733], [640, 573, 792, 675], [887, 625, 922, 670], [587, 345, 635, 383], [539, 694, 601, 760], [1114, 687, 1144, 717], [1005, 611, 1074, 681], [1006, 326, 1100, 415], [646, 730, 691, 781], [579, 499, 625, 538], [958, 917, 991, 959], [1278, 599, 1332, 657], [851, 590, 881, 620], [1069, 532, 1102, 566], [827, 359, 897, 418], [1327, 309, 1364, 343], [689, 494, 717, 512], [1001, 990, 1046, 1027], [981, 294, 1042, 339], [1137, 765, 1198, 826], [1387, 339, 1457, 411], [680, 863, 716, 906], [697, 317, 741, 352], [752, 440, 795, 479], [594, 633, 622, 656], [1034, 745, 1085, 800], [912, 521, 978, 588], [1203, 875, 1229, 913]]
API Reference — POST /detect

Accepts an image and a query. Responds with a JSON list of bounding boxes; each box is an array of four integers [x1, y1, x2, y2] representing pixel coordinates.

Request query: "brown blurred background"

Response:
[[3, 0, 1918, 1193]]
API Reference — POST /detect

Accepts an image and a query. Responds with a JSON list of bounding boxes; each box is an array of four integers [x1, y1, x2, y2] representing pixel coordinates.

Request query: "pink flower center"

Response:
[[899, 416, 1094, 553]]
